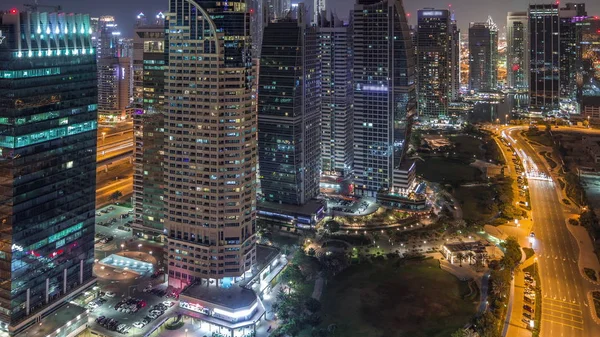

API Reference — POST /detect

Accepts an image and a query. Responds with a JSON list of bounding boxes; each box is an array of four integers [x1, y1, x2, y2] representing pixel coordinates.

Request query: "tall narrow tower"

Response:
[[352, 0, 416, 196], [164, 0, 257, 287]]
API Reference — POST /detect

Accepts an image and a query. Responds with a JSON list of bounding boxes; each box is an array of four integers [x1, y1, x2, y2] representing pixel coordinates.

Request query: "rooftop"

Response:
[[258, 199, 326, 216], [23, 304, 86, 336], [443, 241, 488, 253], [181, 285, 257, 310]]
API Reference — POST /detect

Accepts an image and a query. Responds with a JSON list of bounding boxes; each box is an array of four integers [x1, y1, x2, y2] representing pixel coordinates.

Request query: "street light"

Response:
[[121, 244, 125, 250], [505, 114, 508, 124], [185, 328, 188, 337], [138, 244, 142, 251], [149, 251, 153, 255]]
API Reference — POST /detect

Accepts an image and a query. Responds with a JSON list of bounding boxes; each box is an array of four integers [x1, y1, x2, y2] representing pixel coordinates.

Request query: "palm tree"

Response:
[[492, 278, 508, 298], [466, 251, 475, 265], [456, 252, 465, 266]]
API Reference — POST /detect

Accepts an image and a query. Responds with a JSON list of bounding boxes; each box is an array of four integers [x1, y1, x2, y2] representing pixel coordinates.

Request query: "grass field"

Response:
[[416, 157, 483, 185], [451, 135, 485, 159], [453, 185, 496, 224], [319, 259, 477, 337]]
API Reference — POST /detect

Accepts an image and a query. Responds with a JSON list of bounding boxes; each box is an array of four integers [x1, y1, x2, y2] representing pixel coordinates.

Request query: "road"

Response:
[[506, 127, 598, 337], [95, 123, 134, 208]]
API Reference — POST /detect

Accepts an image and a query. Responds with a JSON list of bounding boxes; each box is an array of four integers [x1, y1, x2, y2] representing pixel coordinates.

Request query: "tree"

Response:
[[307, 247, 316, 257], [491, 278, 508, 298], [325, 220, 340, 233], [280, 265, 304, 286], [110, 190, 123, 202], [466, 251, 475, 265], [456, 252, 465, 266], [305, 298, 321, 313]]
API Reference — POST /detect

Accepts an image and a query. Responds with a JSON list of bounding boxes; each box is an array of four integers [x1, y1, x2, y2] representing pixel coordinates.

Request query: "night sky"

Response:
[[8, 0, 600, 36]]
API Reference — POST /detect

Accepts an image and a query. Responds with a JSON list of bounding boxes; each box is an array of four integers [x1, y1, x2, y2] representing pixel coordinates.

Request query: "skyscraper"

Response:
[[468, 17, 498, 92], [529, 3, 560, 112], [96, 16, 132, 119], [315, 0, 327, 22], [559, 3, 586, 111], [258, 4, 321, 205], [132, 12, 166, 242], [449, 15, 461, 101], [0, 8, 97, 334], [164, 0, 257, 287], [352, 0, 416, 196], [416, 9, 452, 120], [319, 14, 353, 178], [507, 12, 528, 90]]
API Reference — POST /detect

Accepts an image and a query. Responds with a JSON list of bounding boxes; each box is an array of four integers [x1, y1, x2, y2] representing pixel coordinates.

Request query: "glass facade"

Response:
[[507, 12, 529, 90], [529, 4, 560, 111], [132, 15, 166, 241], [319, 16, 354, 178], [416, 9, 451, 120], [0, 9, 97, 332], [258, 13, 322, 205], [468, 18, 498, 92], [352, 0, 416, 196]]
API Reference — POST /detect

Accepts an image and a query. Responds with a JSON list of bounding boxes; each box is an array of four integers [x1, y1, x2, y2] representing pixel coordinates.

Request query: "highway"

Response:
[[95, 124, 134, 208], [506, 127, 599, 337]]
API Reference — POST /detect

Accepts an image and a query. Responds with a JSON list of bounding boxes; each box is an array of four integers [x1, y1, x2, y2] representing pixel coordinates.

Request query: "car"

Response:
[[147, 313, 158, 320], [108, 206, 115, 211], [529, 231, 535, 237], [163, 301, 175, 307], [96, 212, 102, 216], [133, 321, 145, 329], [105, 291, 116, 298]]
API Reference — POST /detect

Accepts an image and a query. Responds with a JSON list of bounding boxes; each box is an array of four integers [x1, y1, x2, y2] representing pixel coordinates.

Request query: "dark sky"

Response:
[[8, 0, 600, 36]]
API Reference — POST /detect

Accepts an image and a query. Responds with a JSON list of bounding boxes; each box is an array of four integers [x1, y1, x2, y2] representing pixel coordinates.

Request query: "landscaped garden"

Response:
[[318, 258, 478, 337]]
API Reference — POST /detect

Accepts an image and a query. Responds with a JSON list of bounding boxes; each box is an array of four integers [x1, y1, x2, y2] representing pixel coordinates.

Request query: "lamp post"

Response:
[[185, 328, 188, 337], [120, 243, 125, 250], [505, 114, 509, 125], [138, 244, 142, 251]]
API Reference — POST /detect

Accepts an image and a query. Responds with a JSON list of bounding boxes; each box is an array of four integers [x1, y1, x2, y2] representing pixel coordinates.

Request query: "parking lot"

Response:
[[522, 271, 536, 328], [325, 196, 378, 215], [88, 284, 178, 337]]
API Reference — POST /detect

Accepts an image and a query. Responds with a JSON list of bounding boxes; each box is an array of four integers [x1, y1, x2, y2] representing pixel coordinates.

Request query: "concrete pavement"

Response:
[[506, 127, 600, 337]]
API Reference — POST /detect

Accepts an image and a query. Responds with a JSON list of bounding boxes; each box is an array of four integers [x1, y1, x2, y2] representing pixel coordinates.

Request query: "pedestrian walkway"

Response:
[[312, 274, 324, 300]]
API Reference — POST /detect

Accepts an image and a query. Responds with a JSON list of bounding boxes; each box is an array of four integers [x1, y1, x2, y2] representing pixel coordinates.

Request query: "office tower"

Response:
[[559, 3, 586, 111], [164, 0, 257, 287], [96, 16, 132, 119], [581, 17, 600, 118], [0, 8, 97, 335], [319, 14, 353, 178], [265, 0, 292, 21], [507, 12, 528, 90], [259, 4, 321, 205], [315, 0, 327, 22], [449, 14, 461, 101], [416, 9, 452, 120], [468, 17, 498, 92], [132, 12, 166, 242], [352, 0, 417, 196], [529, 3, 560, 112]]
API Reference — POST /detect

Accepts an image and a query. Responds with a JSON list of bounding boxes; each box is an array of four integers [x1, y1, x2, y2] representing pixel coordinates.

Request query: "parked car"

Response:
[[105, 291, 116, 298], [133, 321, 145, 329]]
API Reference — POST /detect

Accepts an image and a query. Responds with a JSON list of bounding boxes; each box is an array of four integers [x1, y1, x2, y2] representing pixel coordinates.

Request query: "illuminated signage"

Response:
[[422, 11, 444, 16]]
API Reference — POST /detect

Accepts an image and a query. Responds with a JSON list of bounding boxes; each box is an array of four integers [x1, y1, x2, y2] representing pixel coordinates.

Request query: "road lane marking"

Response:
[[541, 317, 584, 330], [543, 298, 580, 308], [544, 307, 583, 318]]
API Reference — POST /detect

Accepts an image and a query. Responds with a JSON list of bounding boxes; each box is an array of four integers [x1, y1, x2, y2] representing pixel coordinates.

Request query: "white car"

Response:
[[162, 301, 174, 307], [105, 291, 116, 298], [133, 322, 145, 329]]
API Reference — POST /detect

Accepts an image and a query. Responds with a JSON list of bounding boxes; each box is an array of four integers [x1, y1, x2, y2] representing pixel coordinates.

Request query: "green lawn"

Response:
[[319, 259, 477, 337], [451, 135, 485, 159], [416, 157, 483, 185], [453, 185, 496, 224], [525, 131, 553, 147]]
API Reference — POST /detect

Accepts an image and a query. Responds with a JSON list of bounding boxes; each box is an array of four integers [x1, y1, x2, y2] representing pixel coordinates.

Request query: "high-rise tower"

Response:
[[0, 8, 97, 335], [416, 9, 452, 120], [352, 0, 417, 196], [319, 14, 353, 178], [507, 12, 528, 90], [468, 17, 498, 92], [132, 12, 166, 242], [258, 4, 321, 205], [164, 0, 257, 287]]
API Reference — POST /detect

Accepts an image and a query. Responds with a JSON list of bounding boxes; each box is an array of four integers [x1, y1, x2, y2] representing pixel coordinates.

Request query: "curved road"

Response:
[[508, 127, 598, 337]]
